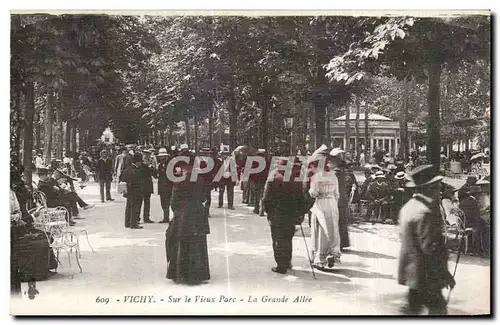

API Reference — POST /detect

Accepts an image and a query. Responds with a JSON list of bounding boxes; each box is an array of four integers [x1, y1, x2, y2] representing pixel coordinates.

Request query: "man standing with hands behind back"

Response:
[[97, 150, 114, 203], [398, 164, 455, 315]]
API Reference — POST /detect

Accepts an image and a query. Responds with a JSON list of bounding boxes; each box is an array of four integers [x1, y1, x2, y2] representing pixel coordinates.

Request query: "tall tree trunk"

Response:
[[208, 104, 214, 149], [55, 95, 63, 159], [13, 75, 22, 158], [78, 128, 84, 151], [168, 125, 173, 146], [399, 78, 410, 160], [344, 105, 351, 152], [355, 95, 360, 163], [364, 104, 369, 158], [34, 108, 41, 151], [291, 104, 297, 154], [194, 116, 198, 153], [228, 91, 238, 151], [261, 98, 269, 152], [22, 80, 35, 185], [43, 89, 54, 165], [314, 95, 325, 146], [325, 105, 331, 147], [71, 123, 77, 154], [65, 121, 71, 154], [309, 104, 314, 149], [427, 60, 442, 167], [184, 116, 190, 147]]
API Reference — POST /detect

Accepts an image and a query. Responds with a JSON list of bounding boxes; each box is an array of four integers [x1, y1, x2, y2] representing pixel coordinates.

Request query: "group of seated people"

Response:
[[10, 164, 58, 296], [35, 166, 95, 225], [359, 162, 409, 224], [11, 160, 98, 295], [359, 161, 490, 254], [455, 175, 490, 254]]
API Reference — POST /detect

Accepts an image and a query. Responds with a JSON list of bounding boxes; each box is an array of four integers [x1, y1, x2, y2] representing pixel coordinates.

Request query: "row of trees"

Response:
[[11, 14, 160, 183], [11, 14, 490, 183]]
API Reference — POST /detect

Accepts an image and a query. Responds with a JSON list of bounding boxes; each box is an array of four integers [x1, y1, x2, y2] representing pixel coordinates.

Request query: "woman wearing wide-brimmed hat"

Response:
[[165, 151, 210, 284], [306, 145, 342, 270]]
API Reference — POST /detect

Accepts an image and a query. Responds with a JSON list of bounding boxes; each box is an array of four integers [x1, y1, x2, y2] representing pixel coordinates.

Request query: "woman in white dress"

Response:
[[308, 156, 341, 270]]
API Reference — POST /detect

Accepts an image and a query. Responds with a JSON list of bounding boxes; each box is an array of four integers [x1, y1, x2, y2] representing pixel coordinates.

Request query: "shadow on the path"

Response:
[[330, 268, 394, 280], [449, 253, 491, 267], [342, 249, 396, 260], [338, 261, 369, 268], [289, 268, 351, 283]]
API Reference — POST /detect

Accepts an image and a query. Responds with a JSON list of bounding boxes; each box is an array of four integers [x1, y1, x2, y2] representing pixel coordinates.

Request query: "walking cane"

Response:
[[446, 233, 463, 304], [299, 223, 316, 279]]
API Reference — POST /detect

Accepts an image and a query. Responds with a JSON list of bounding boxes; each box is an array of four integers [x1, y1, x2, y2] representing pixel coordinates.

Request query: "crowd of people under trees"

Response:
[[11, 136, 491, 312]]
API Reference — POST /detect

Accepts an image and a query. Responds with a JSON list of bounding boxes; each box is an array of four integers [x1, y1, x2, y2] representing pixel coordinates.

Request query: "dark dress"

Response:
[[165, 174, 210, 283], [335, 167, 350, 249]]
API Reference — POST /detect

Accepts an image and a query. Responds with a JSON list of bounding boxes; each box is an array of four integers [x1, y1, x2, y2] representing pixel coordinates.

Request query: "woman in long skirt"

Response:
[[165, 155, 210, 284], [308, 161, 341, 270]]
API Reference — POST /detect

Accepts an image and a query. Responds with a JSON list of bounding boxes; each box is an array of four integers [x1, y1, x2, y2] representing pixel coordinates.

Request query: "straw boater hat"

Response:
[[157, 148, 169, 157], [375, 171, 385, 179], [180, 144, 189, 151], [476, 179, 490, 186], [394, 171, 406, 180], [405, 164, 444, 188], [329, 148, 345, 157]]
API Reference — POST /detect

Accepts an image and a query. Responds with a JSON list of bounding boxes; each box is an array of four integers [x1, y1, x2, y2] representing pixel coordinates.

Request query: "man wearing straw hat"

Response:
[[365, 171, 391, 223], [398, 164, 455, 315]]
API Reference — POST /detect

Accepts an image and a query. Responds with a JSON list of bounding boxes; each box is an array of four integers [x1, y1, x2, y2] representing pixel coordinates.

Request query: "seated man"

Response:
[[458, 175, 477, 202], [36, 167, 94, 225], [389, 171, 410, 224], [459, 185, 488, 254], [365, 171, 392, 223]]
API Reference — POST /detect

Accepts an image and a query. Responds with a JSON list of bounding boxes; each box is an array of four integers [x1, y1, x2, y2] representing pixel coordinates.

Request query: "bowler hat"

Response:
[[405, 164, 443, 188]]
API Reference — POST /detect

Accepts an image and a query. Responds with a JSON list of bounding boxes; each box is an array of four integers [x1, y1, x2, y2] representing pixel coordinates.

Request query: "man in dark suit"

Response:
[[140, 149, 155, 223], [252, 150, 268, 215], [97, 150, 114, 203], [262, 158, 306, 274], [120, 152, 146, 229], [157, 148, 173, 223], [217, 151, 236, 210], [199, 148, 215, 218], [398, 164, 455, 315], [37, 168, 94, 225]]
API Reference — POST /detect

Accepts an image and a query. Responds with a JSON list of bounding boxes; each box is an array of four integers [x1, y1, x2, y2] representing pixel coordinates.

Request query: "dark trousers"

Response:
[[219, 183, 234, 208], [141, 194, 151, 221], [160, 191, 172, 222], [203, 186, 212, 217], [366, 200, 389, 221], [270, 224, 295, 269], [99, 180, 112, 202], [61, 191, 87, 208], [60, 191, 87, 218], [253, 182, 265, 214], [403, 288, 447, 315], [242, 181, 249, 203], [247, 180, 255, 206], [125, 195, 142, 228]]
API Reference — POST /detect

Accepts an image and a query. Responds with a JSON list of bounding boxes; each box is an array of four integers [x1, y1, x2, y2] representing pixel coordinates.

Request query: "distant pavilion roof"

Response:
[[334, 113, 392, 121]]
